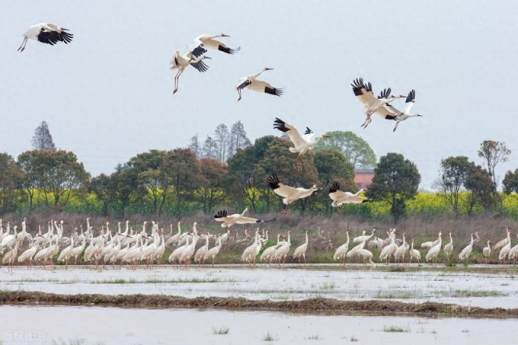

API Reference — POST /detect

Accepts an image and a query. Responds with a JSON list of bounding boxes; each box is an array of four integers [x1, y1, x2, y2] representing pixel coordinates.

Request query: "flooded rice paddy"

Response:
[[0, 305, 517, 345], [1, 264, 517, 308]]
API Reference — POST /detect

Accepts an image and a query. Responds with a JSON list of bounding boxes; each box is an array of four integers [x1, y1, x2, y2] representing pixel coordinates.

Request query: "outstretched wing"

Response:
[[273, 117, 307, 147], [190, 59, 209, 72], [351, 78, 377, 107], [404, 89, 416, 114], [378, 88, 391, 100], [375, 103, 400, 118], [190, 45, 207, 58], [236, 79, 252, 90], [235, 216, 260, 225], [214, 210, 228, 219]]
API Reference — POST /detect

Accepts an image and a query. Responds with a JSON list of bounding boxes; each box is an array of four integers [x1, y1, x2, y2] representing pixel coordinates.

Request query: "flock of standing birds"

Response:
[[16, 22, 505, 269], [0, 217, 516, 267]]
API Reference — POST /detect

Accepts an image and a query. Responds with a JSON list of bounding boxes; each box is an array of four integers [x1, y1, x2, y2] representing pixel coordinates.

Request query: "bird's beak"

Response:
[[221, 33, 230, 37]]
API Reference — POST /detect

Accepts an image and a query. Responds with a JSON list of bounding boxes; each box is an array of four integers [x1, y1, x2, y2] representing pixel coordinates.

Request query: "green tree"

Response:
[[32, 121, 56, 151], [17, 150, 89, 210], [315, 131, 376, 169], [439, 156, 472, 216], [195, 158, 228, 213], [478, 140, 511, 187], [0, 153, 23, 214], [127, 150, 168, 215], [110, 164, 138, 216], [314, 148, 355, 188], [366, 153, 421, 222], [503, 169, 518, 194], [90, 174, 116, 216], [465, 165, 498, 213], [161, 148, 203, 215]]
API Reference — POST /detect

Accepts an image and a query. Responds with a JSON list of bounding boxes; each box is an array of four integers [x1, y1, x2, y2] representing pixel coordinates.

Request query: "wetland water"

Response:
[[1, 265, 517, 308], [0, 305, 517, 345]]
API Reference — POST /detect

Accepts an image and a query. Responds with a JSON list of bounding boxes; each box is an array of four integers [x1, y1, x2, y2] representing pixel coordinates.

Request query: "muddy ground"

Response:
[[1, 290, 517, 319]]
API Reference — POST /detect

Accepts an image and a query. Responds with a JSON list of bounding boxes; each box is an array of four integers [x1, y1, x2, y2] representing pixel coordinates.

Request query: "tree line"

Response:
[[0, 121, 516, 222]]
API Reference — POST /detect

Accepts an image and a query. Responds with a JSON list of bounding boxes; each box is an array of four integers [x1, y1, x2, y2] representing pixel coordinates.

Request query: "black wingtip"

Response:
[[329, 182, 340, 194], [214, 210, 228, 218], [267, 87, 283, 97], [266, 173, 280, 190], [406, 89, 416, 103], [273, 117, 289, 132]]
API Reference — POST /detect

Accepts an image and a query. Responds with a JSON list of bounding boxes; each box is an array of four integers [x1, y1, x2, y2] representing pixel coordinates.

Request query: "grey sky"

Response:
[[1, 0, 517, 189]]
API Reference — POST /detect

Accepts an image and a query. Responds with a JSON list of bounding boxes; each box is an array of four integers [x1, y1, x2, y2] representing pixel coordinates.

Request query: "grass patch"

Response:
[[375, 291, 414, 299], [263, 332, 275, 342], [212, 327, 230, 335], [450, 289, 507, 298], [383, 325, 410, 333], [93, 278, 230, 284], [319, 282, 336, 290]]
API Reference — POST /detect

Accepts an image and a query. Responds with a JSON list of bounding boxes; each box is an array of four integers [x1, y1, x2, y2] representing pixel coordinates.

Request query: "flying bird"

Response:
[[170, 45, 211, 94], [273, 117, 322, 155], [213, 208, 262, 228], [328, 182, 367, 207], [266, 173, 318, 210], [236, 67, 283, 101], [350, 78, 405, 128], [17, 23, 73, 52], [390, 90, 423, 132], [194, 33, 240, 54]]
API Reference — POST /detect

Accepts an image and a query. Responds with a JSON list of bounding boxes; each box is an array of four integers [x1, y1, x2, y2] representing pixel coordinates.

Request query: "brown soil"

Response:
[[0, 290, 517, 319]]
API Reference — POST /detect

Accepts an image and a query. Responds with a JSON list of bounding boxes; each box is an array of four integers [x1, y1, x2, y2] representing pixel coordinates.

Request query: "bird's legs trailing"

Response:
[[236, 87, 243, 101], [173, 70, 183, 94], [393, 121, 400, 132], [361, 111, 374, 128], [17, 37, 28, 52]]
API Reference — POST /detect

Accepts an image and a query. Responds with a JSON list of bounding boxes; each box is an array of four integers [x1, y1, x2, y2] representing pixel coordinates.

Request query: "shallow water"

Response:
[[1, 265, 517, 308], [1, 305, 517, 345]]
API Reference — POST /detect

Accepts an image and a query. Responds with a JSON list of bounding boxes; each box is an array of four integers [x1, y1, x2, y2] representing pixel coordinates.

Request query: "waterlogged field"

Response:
[[0, 305, 517, 345], [1, 265, 518, 308]]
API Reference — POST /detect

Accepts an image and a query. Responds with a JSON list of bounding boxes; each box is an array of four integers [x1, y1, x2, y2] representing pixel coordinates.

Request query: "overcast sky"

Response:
[[1, 0, 517, 189]]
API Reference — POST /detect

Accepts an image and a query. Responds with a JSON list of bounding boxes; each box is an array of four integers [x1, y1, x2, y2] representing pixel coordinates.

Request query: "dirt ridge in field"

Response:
[[1, 290, 517, 319]]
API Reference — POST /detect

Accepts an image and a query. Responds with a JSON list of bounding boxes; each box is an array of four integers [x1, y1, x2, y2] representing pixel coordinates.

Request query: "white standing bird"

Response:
[[482, 240, 492, 258], [499, 230, 512, 262], [351, 78, 405, 129], [394, 233, 409, 262], [292, 231, 309, 263], [236, 67, 283, 101], [409, 240, 421, 263], [458, 233, 476, 262], [328, 182, 367, 207], [273, 117, 321, 155], [205, 238, 223, 265], [333, 232, 350, 263], [353, 229, 375, 244], [170, 45, 211, 94], [266, 173, 318, 210], [213, 208, 262, 228], [443, 232, 454, 258], [194, 33, 239, 54], [494, 228, 511, 251], [18, 23, 73, 52], [426, 232, 442, 262], [379, 236, 398, 263]]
